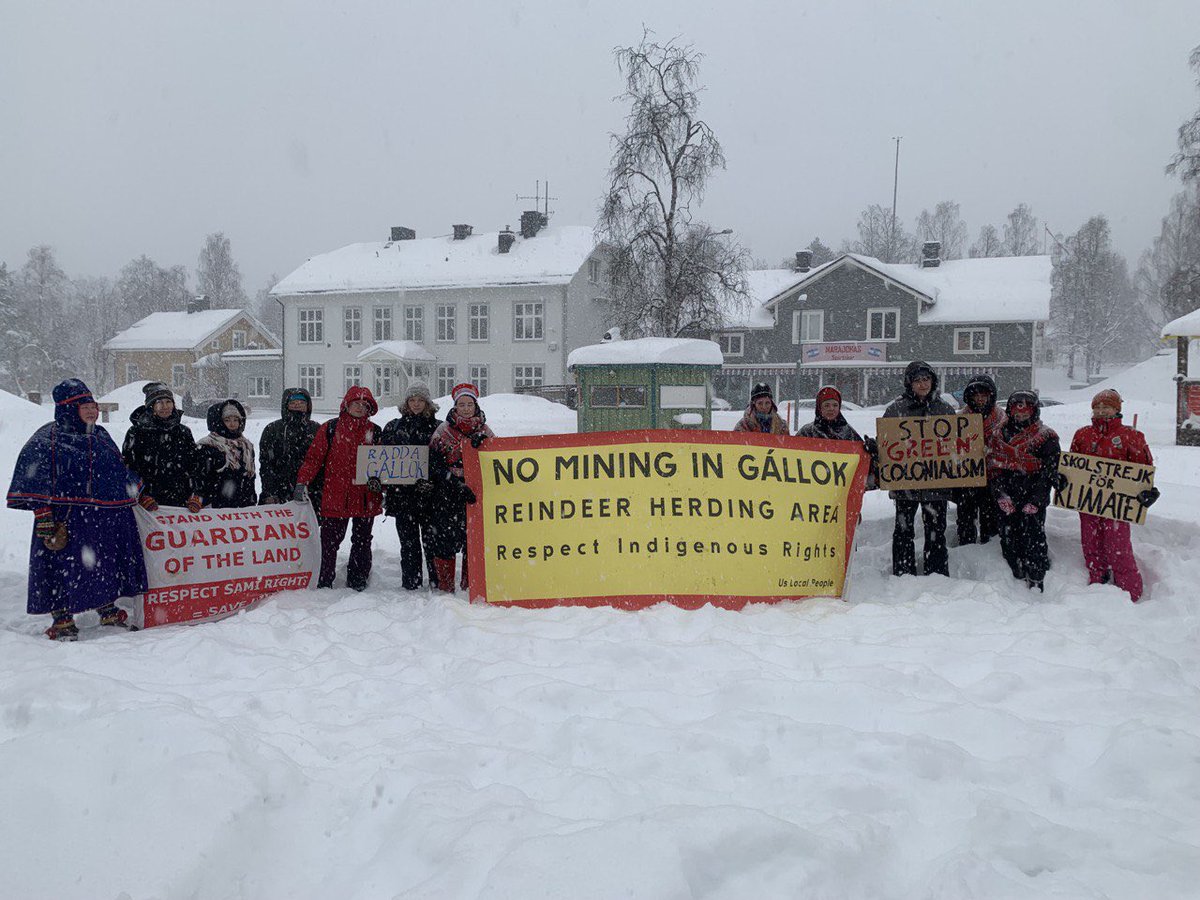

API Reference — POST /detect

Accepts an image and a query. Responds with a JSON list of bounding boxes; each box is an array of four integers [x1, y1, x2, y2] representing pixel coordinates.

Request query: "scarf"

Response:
[[432, 409, 493, 472], [200, 431, 257, 476], [991, 418, 1053, 474]]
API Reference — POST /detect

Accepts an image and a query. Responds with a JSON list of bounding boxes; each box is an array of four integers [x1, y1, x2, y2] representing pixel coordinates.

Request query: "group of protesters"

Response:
[[6, 377, 492, 640], [734, 360, 1159, 602]]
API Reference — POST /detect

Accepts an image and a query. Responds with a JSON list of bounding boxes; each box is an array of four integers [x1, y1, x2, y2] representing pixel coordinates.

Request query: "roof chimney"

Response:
[[922, 241, 942, 268], [519, 210, 547, 239], [187, 293, 210, 314], [390, 226, 416, 241], [498, 227, 516, 254], [794, 250, 812, 273], [452, 224, 473, 240]]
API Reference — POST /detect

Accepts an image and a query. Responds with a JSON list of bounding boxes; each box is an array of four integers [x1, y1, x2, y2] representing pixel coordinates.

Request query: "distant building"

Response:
[[271, 218, 611, 413], [103, 296, 281, 398], [710, 246, 1052, 407]]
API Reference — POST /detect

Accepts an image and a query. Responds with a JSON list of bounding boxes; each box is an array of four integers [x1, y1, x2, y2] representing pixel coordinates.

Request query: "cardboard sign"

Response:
[[462, 431, 870, 609], [875, 413, 987, 490], [355, 445, 429, 484], [1053, 452, 1155, 525], [134, 501, 320, 628]]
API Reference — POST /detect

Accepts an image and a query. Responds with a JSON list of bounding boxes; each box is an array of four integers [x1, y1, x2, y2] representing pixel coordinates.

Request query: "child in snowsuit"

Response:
[[122, 382, 202, 512], [6, 379, 148, 640], [259, 387, 320, 504], [428, 383, 494, 592], [882, 360, 956, 577], [197, 399, 257, 508], [381, 381, 442, 590], [734, 382, 789, 434], [954, 373, 1006, 545], [295, 386, 383, 591], [1067, 389, 1158, 602], [990, 390, 1059, 591]]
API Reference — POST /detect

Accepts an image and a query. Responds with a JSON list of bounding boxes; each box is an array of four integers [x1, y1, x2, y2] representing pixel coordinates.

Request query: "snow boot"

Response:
[[434, 558, 456, 593], [97, 604, 138, 631], [46, 613, 79, 642], [1025, 578, 1044, 593]]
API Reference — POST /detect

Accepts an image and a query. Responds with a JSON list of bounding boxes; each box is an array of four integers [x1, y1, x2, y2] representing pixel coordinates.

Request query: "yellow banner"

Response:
[[463, 431, 869, 609]]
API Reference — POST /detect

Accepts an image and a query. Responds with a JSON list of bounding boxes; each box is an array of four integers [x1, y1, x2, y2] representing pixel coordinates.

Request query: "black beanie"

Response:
[[143, 382, 174, 407], [750, 382, 773, 402]]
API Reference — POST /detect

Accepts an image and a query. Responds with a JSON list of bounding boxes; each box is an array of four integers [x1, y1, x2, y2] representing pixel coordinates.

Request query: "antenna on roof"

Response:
[[516, 179, 558, 219]]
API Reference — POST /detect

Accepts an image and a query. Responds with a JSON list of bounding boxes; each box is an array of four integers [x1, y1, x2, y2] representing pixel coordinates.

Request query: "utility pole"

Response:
[[891, 136, 902, 263]]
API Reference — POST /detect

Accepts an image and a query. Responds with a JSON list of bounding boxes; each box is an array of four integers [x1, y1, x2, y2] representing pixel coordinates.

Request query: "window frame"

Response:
[[953, 327, 991, 355], [587, 258, 602, 284], [436, 304, 457, 343], [125, 363, 140, 383], [298, 308, 324, 344], [343, 307, 363, 344], [249, 376, 271, 399], [800, 309, 824, 343], [374, 306, 393, 343], [343, 364, 362, 392], [171, 363, 186, 389], [866, 307, 901, 343], [469, 364, 489, 396], [232, 330, 246, 350], [299, 364, 324, 399], [512, 364, 544, 390], [589, 384, 647, 409], [469, 303, 490, 342], [437, 364, 457, 397], [718, 333, 744, 357], [373, 364, 396, 399], [513, 302, 544, 342], [403, 305, 424, 343]]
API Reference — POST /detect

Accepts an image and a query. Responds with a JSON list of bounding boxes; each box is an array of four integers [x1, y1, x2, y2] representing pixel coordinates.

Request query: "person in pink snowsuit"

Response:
[[1067, 389, 1158, 602]]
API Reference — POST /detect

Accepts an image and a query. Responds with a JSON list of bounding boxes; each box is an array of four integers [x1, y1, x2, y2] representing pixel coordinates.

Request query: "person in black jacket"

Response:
[[989, 390, 1060, 592], [380, 381, 442, 590], [259, 387, 320, 504], [121, 382, 202, 511], [197, 399, 257, 508], [882, 361, 956, 577], [800, 385, 876, 490]]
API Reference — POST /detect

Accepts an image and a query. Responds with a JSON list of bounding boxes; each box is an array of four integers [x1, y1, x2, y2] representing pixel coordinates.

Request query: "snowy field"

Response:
[[2, 359, 1199, 899]]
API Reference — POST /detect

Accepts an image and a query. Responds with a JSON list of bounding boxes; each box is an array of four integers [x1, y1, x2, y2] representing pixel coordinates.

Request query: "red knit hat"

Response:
[[816, 385, 842, 407], [1092, 388, 1121, 412], [451, 382, 480, 403]]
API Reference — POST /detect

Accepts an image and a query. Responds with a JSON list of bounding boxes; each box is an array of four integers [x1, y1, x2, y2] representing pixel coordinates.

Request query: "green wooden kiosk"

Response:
[[567, 337, 724, 433]]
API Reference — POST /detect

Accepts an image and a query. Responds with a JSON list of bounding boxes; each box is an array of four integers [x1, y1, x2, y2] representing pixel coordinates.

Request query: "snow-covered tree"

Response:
[[70, 276, 121, 390], [1136, 185, 1200, 323], [914, 200, 968, 260], [197, 232, 248, 310], [0, 262, 29, 392], [597, 31, 748, 336], [17, 246, 69, 391], [848, 203, 916, 264], [117, 255, 189, 325], [1003, 204, 1041, 256], [1167, 45, 1200, 185], [254, 273, 282, 341], [969, 224, 1004, 258]]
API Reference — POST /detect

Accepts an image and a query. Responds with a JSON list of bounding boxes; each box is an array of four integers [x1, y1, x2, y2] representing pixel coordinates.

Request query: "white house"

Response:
[[271, 218, 611, 413]]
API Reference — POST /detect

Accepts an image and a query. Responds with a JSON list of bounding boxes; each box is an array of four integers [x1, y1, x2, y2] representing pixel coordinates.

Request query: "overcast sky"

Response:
[[3, 0, 1199, 293]]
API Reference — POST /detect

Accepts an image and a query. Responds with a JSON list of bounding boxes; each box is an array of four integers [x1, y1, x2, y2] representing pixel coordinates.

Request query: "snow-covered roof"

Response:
[[1161, 309, 1200, 338], [222, 349, 282, 359], [103, 309, 278, 351], [568, 338, 723, 369], [843, 254, 1053, 324], [357, 341, 437, 363], [271, 225, 600, 295]]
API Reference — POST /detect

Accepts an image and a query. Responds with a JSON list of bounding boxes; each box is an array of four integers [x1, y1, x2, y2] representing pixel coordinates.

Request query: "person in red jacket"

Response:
[[294, 386, 383, 591], [1067, 389, 1159, 602]]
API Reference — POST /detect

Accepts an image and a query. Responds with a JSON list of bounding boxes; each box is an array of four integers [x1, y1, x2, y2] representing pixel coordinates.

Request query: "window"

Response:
[[513, 364, 544, 389], [299, 365, 323, 398], [469, 303, 489, 342], [867, 308, 900, 342], [588, 258, 602, 284], [437, 364, 456, 397], [344, 307, 362, 344], [250, 376, 271, 398], [232, 330, 246, 350], [403, 305, 424, 342], [374, 307, 393, 342], [210, 339, 221, 351], [792, 309, 824, 344], [718, 333, 744, 357], [125, 363, 140, 383], [436, 304, 456, 342], [299, 308, 324, 344], [513, 302, 543, 341], [171, 363, 186, 389], [590, 385, 646, 408], [954, 327, 990, 354], [469, 364, 489, 396], [374, 365, 396, 398], [343, 364, 362, 392]]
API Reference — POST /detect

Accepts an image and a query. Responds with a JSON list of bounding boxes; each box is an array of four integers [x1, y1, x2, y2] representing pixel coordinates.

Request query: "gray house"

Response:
[[712, 245, 1052, 407]]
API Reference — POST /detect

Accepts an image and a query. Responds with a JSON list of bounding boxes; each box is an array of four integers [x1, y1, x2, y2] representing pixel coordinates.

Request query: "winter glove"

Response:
[[1137, 486, 1160, 508], [470, 432, 488, 449], [260, 494, 279, 506], [186, 495, 204, 514], [997, 496, 1016, 515], [415, 479, 435, 497], [138, 493, 159, 512], [366, 476, 384, 494], [293, 484, 309, 503], [460, 483, 477, 505], [34, 508, 56, 541], [1021, 502, 1039, 515], [862, 435, 878, 457]]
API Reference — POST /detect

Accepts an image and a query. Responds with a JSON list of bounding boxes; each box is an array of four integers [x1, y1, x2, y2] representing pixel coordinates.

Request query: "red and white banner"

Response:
[[800, 342, 887, 364], [133, 502, 321, 628]]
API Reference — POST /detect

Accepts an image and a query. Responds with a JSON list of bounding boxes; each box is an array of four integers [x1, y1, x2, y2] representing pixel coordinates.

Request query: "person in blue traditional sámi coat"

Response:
[[6, 379, 148, 641]]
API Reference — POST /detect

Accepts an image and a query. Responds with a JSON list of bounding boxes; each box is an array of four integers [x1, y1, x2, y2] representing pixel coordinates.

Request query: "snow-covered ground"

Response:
[[2, 364, 1198, 899]]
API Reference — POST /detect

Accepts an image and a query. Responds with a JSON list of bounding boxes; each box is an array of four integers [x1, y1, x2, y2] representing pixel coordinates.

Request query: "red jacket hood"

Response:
[[340, 386, 379, 417]]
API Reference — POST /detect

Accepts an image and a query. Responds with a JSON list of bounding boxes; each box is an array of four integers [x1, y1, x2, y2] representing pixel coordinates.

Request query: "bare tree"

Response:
[[969, 224, 1004, 258], [1003, 204, 1041, 256], [18, 245, 69, 391], [849, 203, 916, 263], [1136, 185, 1200, 323], [0, 262, 28, 393], [254, 273, 282, 340], [117, 255, 189, 325], [197, 231, 248, 309], [1167, 45, 1200, 185], [70, 276, 121, 390], [597, 30, 748, 336], [914, 200, 968, 259]]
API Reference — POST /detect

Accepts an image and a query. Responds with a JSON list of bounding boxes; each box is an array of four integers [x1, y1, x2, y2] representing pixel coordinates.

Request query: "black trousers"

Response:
[[956, 486, 999, 545], [999, 509, 1050, 582], [318, 516, 374, 590], [893, 499, 949, 577], [395, 504, 438, 590]]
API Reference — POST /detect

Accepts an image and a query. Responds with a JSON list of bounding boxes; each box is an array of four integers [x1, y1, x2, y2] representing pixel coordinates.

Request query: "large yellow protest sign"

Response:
[[462, 430, 870, 609]]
